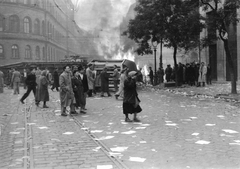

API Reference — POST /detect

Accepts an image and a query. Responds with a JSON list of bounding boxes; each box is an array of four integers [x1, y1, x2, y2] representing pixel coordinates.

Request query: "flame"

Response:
[[112, 49, 135, 61]]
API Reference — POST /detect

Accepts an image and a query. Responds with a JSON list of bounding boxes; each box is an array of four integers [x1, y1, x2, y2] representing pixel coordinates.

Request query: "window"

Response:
[[12, 45, 19, 58], [24, 17, 31, 33], [34, 19, 40, 35], [24, 0, 31, 5], [0, 15, 5, 31], [9, 15, 19, 32], [42, 47, 45, 59], [25, 45, 31, 59], [36, 46, 40, 59], [0, 45, 4, 58]]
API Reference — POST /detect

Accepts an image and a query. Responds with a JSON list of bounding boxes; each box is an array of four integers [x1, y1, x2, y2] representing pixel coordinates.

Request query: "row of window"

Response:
[[0, 44, 42, 59]]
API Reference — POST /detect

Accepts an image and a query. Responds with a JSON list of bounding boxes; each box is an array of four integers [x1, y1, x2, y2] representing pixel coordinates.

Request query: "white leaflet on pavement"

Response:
[[222, 129, 239, 134], [10, 132, 20, 134], [195, 140, 210, 144], [229, 143, 240, 146], [27, 123, 36, 125], [121, 131, 136, 134], [91, 130, 103, 133], [54, 110, 61, 113], [140, 141, 147, 143], [95, 136, 114, 140], [51, 138, 61, 142], [141, 124, 150, 126], [192, 133, 199, 136], [135, 127, 146, 129], [97, 165, 113, 169], [234, 140, 240, 143], [113, 131, 119, 133], [129, 157, 146, 162], [63, 132, 74, 135], [189, 117, 198, 119], [38, 126, 48, 129], [92, 147, 101, 152], [217, 115, 225, 118], [165, 123, 178, 126], [110, 147, 128, 152], [205, 124, 216, 126]]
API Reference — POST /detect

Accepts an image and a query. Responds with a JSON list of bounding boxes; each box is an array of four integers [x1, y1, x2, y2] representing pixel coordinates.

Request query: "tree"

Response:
[[123, 0, 204, 86], [200, 0, 240, 94]]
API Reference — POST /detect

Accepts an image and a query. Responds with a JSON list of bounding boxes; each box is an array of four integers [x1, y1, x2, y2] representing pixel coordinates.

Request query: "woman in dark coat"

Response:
[[72, 70, 86, 114], [100, 67, 111, 97], [123, 71, 142, 122], [51, 68, 59, 91], [36, 70, 49, 108]]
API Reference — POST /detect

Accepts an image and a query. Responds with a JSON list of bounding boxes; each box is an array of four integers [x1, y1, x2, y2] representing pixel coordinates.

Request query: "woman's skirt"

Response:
[[123, 102, 142, 114]]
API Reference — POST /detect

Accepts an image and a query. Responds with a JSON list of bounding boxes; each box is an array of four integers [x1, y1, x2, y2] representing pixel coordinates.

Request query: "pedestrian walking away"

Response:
[[20, 68, 37, 104], [100, 67, 111, 97], [11, 68, 21, 95], [86, 64, 95, 97], [79, 67, 88, 110], [123, 71, 142, 122], [35, 70, 50, 108], [51, 68, 60, 91], [115, 67, 128, 99], [59, 66, 77, 116], [112, 65, 120, 92]]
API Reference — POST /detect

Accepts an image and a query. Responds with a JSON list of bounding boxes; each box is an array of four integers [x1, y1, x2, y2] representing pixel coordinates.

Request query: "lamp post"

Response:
[[152, 37, 158, 85], [160, 38, 163, 69]]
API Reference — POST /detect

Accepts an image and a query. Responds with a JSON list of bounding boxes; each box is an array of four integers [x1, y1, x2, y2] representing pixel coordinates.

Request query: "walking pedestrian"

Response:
[[123, 71, 142, 122], [207, 64, 212, 85], [35, 70, 50, 108], [51, 68, 59, 91], [100, 67, 111, 97], [198, 62, 207, 87], [86, 64, 95, 97], [59, 66, 77, 116], [115, 67, 128, 99], [0, 69, 4, 93], [79, 67, 88, 110], [11, 68, 21, 95], [72, 70, 86, 114], [112, 65, 120, 92], [148, 67, 153, 85], [22, 69, 28, 89], [20, 68, 37, 104]]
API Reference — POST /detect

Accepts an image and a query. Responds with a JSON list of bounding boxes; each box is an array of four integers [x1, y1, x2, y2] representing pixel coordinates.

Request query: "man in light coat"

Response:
[[12, 68, 21, 94], [59, 66, 77, 116], [86, 64, 95, 97], [198, 62, 207, 87]]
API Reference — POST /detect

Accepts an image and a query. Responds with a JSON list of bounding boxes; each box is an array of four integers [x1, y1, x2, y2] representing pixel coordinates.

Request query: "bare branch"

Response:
[[201, 0, 215, 11]]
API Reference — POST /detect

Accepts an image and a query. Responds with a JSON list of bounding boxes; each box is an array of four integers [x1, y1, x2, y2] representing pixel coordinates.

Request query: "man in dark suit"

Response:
[[51, 68, 59, 91], [20, 68, 37, 104], [79, 67, 89, 110]]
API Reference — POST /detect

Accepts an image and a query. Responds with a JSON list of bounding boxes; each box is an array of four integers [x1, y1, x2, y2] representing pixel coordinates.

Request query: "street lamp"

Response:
[[151, 36, 158, 85], [160, 38, 163, 69]]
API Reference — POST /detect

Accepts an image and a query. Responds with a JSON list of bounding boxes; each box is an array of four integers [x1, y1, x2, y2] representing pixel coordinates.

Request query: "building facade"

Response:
[[0, 0, 86, 66]]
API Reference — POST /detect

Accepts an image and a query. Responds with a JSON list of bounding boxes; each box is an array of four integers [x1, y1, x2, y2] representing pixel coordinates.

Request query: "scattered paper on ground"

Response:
[[95, 136, 114, 140], [38, 126, 48, 129], [110, 147, 128, 152], [63, 132, 74, 135], [205, 124, 216, 126], [91, 130, 103, 133], [222, 129, 238, 134], [121, 131, 136, 134], [192, 133, 199, 136], [129, 157, 146, 162], [97, 165, 113, 169], [195, 140, 210, 144]]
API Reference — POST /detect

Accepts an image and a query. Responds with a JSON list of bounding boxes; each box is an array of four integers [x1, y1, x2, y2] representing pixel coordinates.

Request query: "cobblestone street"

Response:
[[0, 83, 240, 169]]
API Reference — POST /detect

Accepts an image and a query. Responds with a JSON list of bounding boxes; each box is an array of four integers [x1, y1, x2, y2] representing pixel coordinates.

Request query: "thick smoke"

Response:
[[74, 0, 136, 59]]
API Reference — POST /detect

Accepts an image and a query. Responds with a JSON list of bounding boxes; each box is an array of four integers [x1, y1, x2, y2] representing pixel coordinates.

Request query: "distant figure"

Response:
[[51, 68, 59, 92], [148, 67, 153, 85], [22, 69, 28, 89], [207, 64, 212, 85], [165, 65, 172, 82], [198, 62, 207, 87], [20, 68, 37, 104], [11, 68, 21, 95], [0, 70, 4, 93], [115, 67, 128, 99], [100, 67, 111, 97], [86, 64, 95, 97], [112, 65, 120, 92], [79, 67, 89, 110], [36, 70, 50, 108]]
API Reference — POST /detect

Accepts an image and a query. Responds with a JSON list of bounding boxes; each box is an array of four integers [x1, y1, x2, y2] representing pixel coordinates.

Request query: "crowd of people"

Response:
[[146, 62, 212, 87], [0, 64, 142, 122]]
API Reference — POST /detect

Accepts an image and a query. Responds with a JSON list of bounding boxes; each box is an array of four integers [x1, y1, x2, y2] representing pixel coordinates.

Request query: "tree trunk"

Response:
[[173, 46, 178, 86], [223, 40, 237, 94]]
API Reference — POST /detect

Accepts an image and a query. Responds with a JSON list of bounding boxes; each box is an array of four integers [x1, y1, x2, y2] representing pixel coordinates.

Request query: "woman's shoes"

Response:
[[115, 94, 119, 99], [43, 105, 49, 108], [125, 118, 132, 122], [133, 118, 141, 122]]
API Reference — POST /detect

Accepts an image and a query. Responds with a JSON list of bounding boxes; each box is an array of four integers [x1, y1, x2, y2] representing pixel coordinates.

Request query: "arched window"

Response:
[[25, 45, 31, 59], [0, 14, 5, 31], [35, 46, 40, 59], [34, 19, 40, 35], [24, 17, 31, 33], [12, 45, 19, 58], [9, 15, 19, 32], [0, 45, 4, 58]]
